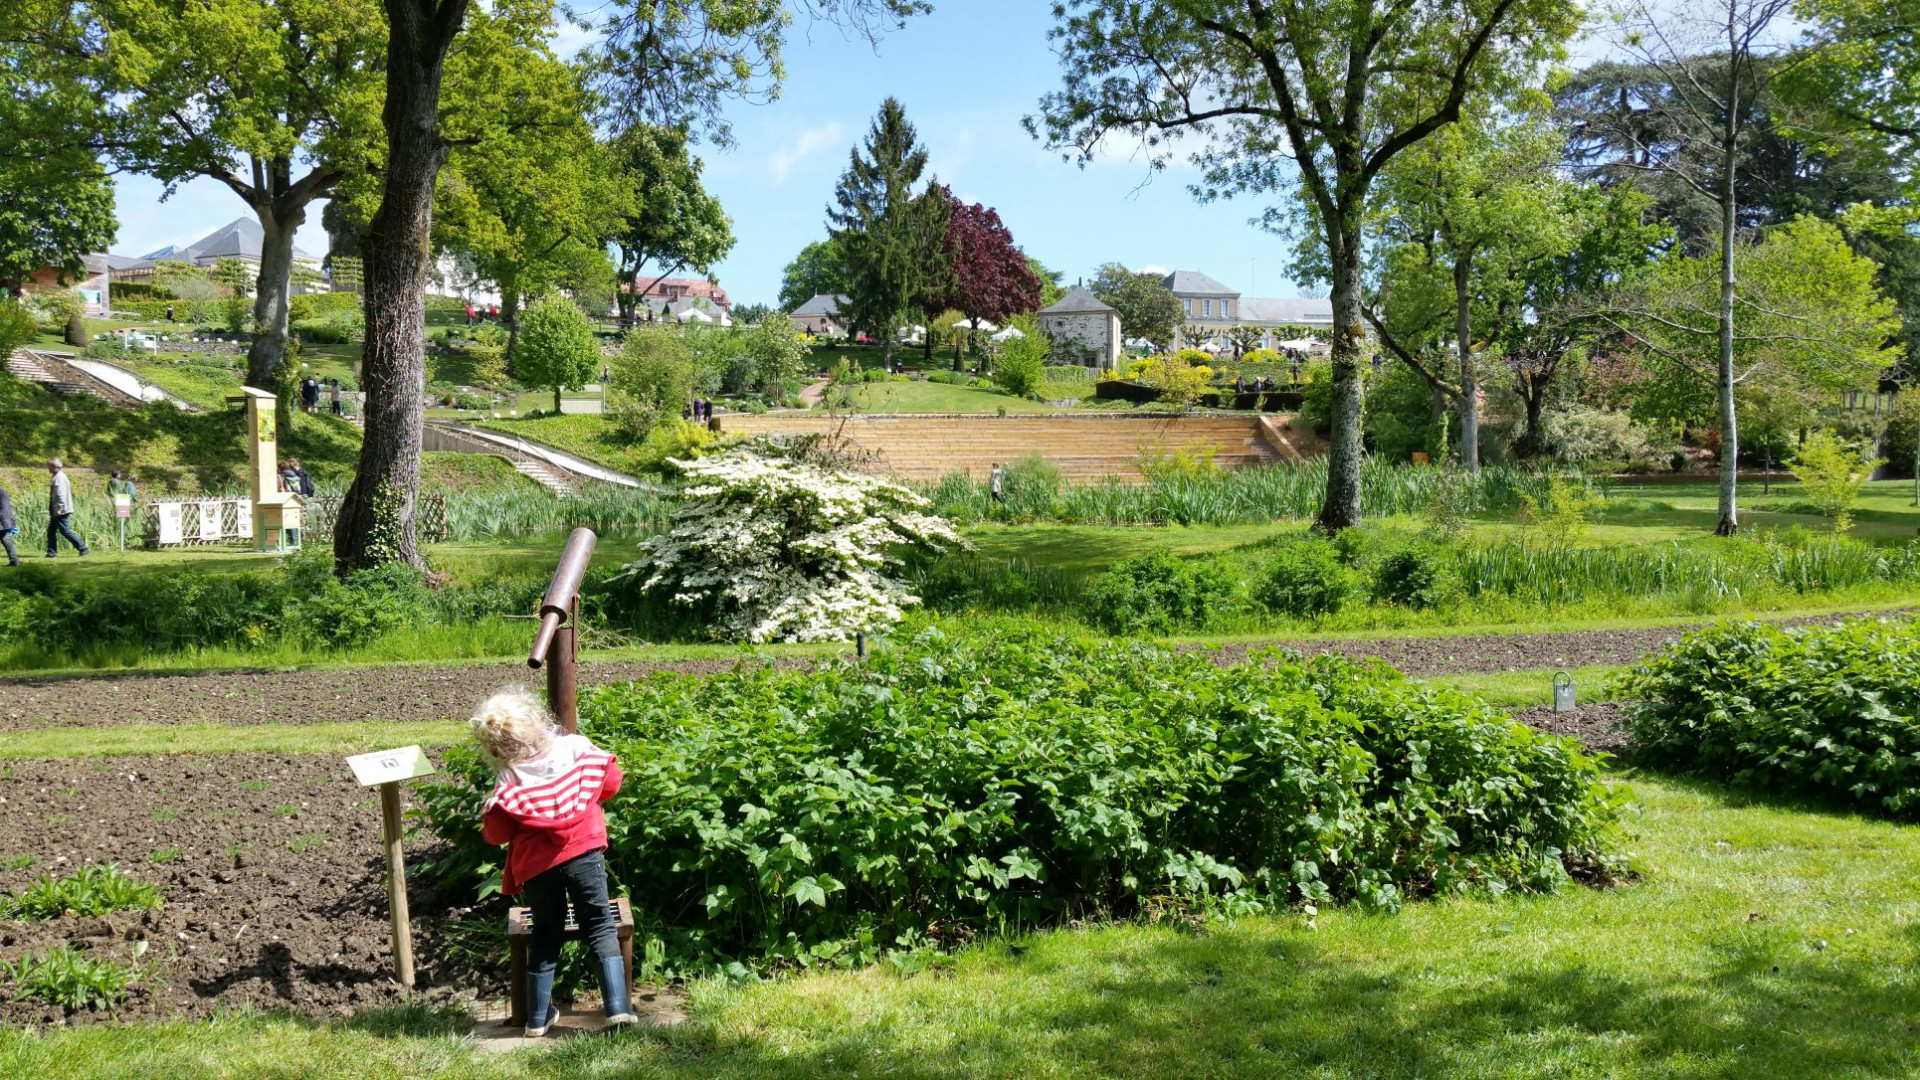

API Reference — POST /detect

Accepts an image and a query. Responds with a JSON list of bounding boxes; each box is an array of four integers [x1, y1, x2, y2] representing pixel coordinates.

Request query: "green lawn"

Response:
[[469, 414, 646, 472], [4, 776, 1915, 1079], [846, 380, 1076, 414]]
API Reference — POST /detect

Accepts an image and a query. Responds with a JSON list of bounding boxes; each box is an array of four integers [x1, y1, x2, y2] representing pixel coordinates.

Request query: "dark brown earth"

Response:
[[0, 657, 816, 731], [1217, 608, 1913, 677], [0, 753, 489, 1026], [1512, 702, 1632, 754], [2, 609, 1908, 732]]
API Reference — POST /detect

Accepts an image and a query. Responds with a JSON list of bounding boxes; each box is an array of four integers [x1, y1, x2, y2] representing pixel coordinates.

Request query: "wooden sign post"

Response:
[[346, 746, 437, 988], [226, 387, 302, 551]]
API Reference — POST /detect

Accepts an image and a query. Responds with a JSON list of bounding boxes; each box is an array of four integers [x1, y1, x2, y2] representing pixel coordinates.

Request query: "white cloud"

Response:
[[768, 122, 847, 185]]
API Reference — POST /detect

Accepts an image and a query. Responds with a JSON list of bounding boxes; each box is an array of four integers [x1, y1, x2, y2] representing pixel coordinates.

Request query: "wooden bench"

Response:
[[506, 897, 635, 1026]]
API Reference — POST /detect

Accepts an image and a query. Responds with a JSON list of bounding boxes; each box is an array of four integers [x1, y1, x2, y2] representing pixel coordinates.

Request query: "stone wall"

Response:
[[1037, 311, 1119, 369]]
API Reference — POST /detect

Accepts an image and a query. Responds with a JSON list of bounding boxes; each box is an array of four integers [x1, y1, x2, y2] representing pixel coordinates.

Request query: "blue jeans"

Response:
[[521, 850, 620, 975], [46, 514, 86, 557]]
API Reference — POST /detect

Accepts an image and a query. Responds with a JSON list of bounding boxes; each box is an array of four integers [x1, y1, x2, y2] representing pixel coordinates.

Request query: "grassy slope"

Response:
[[468, 414, 647, 473], [3, 777, 1914, 1079], [0, 404, 361, 491]]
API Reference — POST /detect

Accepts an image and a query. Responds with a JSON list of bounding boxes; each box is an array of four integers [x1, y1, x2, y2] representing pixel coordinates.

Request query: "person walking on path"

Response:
[[45, 460, 88, 558], [471, 689, 638, 1037], [329, 379, 343, 416], [0, 483, 18, 566]]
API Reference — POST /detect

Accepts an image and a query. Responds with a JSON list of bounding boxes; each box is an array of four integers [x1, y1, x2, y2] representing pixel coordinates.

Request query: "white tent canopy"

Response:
[[1276, 338, 1320, 351], [989, 326, 1025, 341], [963, 318, 999, 333], [676, 308, 714, 323]]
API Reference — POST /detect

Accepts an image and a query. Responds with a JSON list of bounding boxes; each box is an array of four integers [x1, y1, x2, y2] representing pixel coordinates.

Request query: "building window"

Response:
[[1203, 299, 1212, 317], [1224, 300, 1232, 318]]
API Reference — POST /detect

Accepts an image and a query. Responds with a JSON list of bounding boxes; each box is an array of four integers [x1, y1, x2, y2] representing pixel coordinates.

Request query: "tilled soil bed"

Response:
[[0, 752, 487, 1027], [1211, 608, 1912, 676], [0, 657, 817, 731]]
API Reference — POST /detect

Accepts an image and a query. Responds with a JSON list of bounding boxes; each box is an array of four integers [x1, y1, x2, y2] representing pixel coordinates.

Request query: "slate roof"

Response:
[[132, 217, 316, 265], [1237, 296, 1335, 325], [790, 293, 846, 317], [1038, 286, 1117, 315], [1162, 270, 1238, 296]]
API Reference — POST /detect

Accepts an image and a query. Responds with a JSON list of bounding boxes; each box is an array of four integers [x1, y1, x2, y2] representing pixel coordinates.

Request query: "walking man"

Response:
[[45, 459, 88, 558], [0, 481, 17, 566], [329, 378, 343, 416], [989, 462, 1005, 505]]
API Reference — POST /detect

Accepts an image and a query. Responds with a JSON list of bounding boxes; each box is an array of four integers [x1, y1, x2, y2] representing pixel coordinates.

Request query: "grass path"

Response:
[[4, 777, 1915, 1078]]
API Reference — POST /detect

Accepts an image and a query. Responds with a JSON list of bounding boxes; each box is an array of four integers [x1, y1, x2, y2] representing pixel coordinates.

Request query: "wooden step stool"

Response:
[[506, 897, 635, 1026]]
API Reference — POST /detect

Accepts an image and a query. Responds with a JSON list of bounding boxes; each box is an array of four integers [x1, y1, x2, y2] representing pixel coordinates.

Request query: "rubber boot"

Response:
[[524, 969, 559, 1038], [600, 954, 638, 1027]]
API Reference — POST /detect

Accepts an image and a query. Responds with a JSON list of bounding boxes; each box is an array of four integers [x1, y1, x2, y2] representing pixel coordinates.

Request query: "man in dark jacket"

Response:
[[0, 483, 17, 566]]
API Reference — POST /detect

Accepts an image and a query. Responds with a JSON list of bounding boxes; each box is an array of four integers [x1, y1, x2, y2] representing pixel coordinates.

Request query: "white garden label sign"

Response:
[[346, 746, 436, 787]]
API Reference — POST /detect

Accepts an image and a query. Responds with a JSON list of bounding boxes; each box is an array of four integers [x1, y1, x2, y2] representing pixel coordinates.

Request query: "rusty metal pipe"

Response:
[[527, 528, 597, 670]]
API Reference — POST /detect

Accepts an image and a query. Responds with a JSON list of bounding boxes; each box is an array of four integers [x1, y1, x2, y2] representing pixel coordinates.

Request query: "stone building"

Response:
[[1036, 286, 1122, 370], [1162, 269, 1334, 349]]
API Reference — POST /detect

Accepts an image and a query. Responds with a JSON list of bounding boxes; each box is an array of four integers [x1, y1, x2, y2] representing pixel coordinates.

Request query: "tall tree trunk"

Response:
[[1522, 383, 1545, 458], [1316, 223, 1366, 532], [1453, 254, 1479, 473], [1715, 67, 1740, 537], [248, 199, 305, 431], [334, 0, 467, 573], [501, 276, 522, 377]]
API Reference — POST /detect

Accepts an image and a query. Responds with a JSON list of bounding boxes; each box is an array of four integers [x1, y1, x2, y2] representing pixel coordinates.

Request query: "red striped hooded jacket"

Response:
[[481, 734, 623, 896]]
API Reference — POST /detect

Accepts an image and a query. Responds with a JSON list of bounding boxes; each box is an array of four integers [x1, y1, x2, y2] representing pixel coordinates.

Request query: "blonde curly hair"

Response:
[[469, 687, 557, 767]]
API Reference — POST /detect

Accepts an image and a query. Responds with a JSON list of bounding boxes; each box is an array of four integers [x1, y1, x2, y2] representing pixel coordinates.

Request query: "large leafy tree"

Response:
[[517, 292, 601, 414], [1580, 0, 1803, 534], [913, 185, 1042, 363], [51, 0, 384, 404], [1089, 263, 1182, 351], [778, 237, 854, 311], [335, 0, 928, 572], [1613, 216, 1900, 442], [610, 125, 734, 328], [433, 51, 626, 367], [1501, 183, 1668, 456], [1788, 0, 1920, 160], [0, 35, 115, 295], [829, 97, 946, 367], [1031, 0, 1577, 531], [1368, 100, 1572, 470]]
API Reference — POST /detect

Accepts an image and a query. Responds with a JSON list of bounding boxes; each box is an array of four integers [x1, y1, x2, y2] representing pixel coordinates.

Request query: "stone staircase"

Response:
[[715, 413, 1323, 483], [7, 349, 113, 402], [512, 457, 576, 497]]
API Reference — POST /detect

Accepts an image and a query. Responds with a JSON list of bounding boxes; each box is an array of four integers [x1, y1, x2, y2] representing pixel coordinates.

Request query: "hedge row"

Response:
[[419, 619, 1619, 976], [1623, 617, 1920, 815]]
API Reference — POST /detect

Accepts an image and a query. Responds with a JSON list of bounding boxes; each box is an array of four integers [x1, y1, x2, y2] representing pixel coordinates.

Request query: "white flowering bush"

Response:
[[628, 450, 968, 642]]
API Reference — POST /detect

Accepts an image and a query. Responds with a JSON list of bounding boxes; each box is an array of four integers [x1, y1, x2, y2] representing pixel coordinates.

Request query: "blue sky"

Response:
[[107, 2, 1631, 307]]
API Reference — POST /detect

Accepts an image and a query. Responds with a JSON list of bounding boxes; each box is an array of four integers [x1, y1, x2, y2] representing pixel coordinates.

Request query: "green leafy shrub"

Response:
[[1372, 542, 1458, 609], [1, 864, 163, 920], [1622, 617, 1920, 814], [1256, 538, 1359, 618], [293, 310, 362, 344], [4, 947, 141, 1010], [1084, 550, 1238, 633], [419, 620, 1619, 976]]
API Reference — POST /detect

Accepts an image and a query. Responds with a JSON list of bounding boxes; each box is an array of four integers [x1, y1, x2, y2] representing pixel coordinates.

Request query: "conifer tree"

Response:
[[829, 98, 944, 368]]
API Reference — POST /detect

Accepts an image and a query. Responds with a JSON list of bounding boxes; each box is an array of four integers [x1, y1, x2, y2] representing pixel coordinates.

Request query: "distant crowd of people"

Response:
[[466, 302, 502, 326], [684, 398, 715, 422]]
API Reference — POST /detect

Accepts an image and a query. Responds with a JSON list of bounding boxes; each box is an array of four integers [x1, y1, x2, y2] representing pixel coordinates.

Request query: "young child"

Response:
[[471, 688, 636, 1036]]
